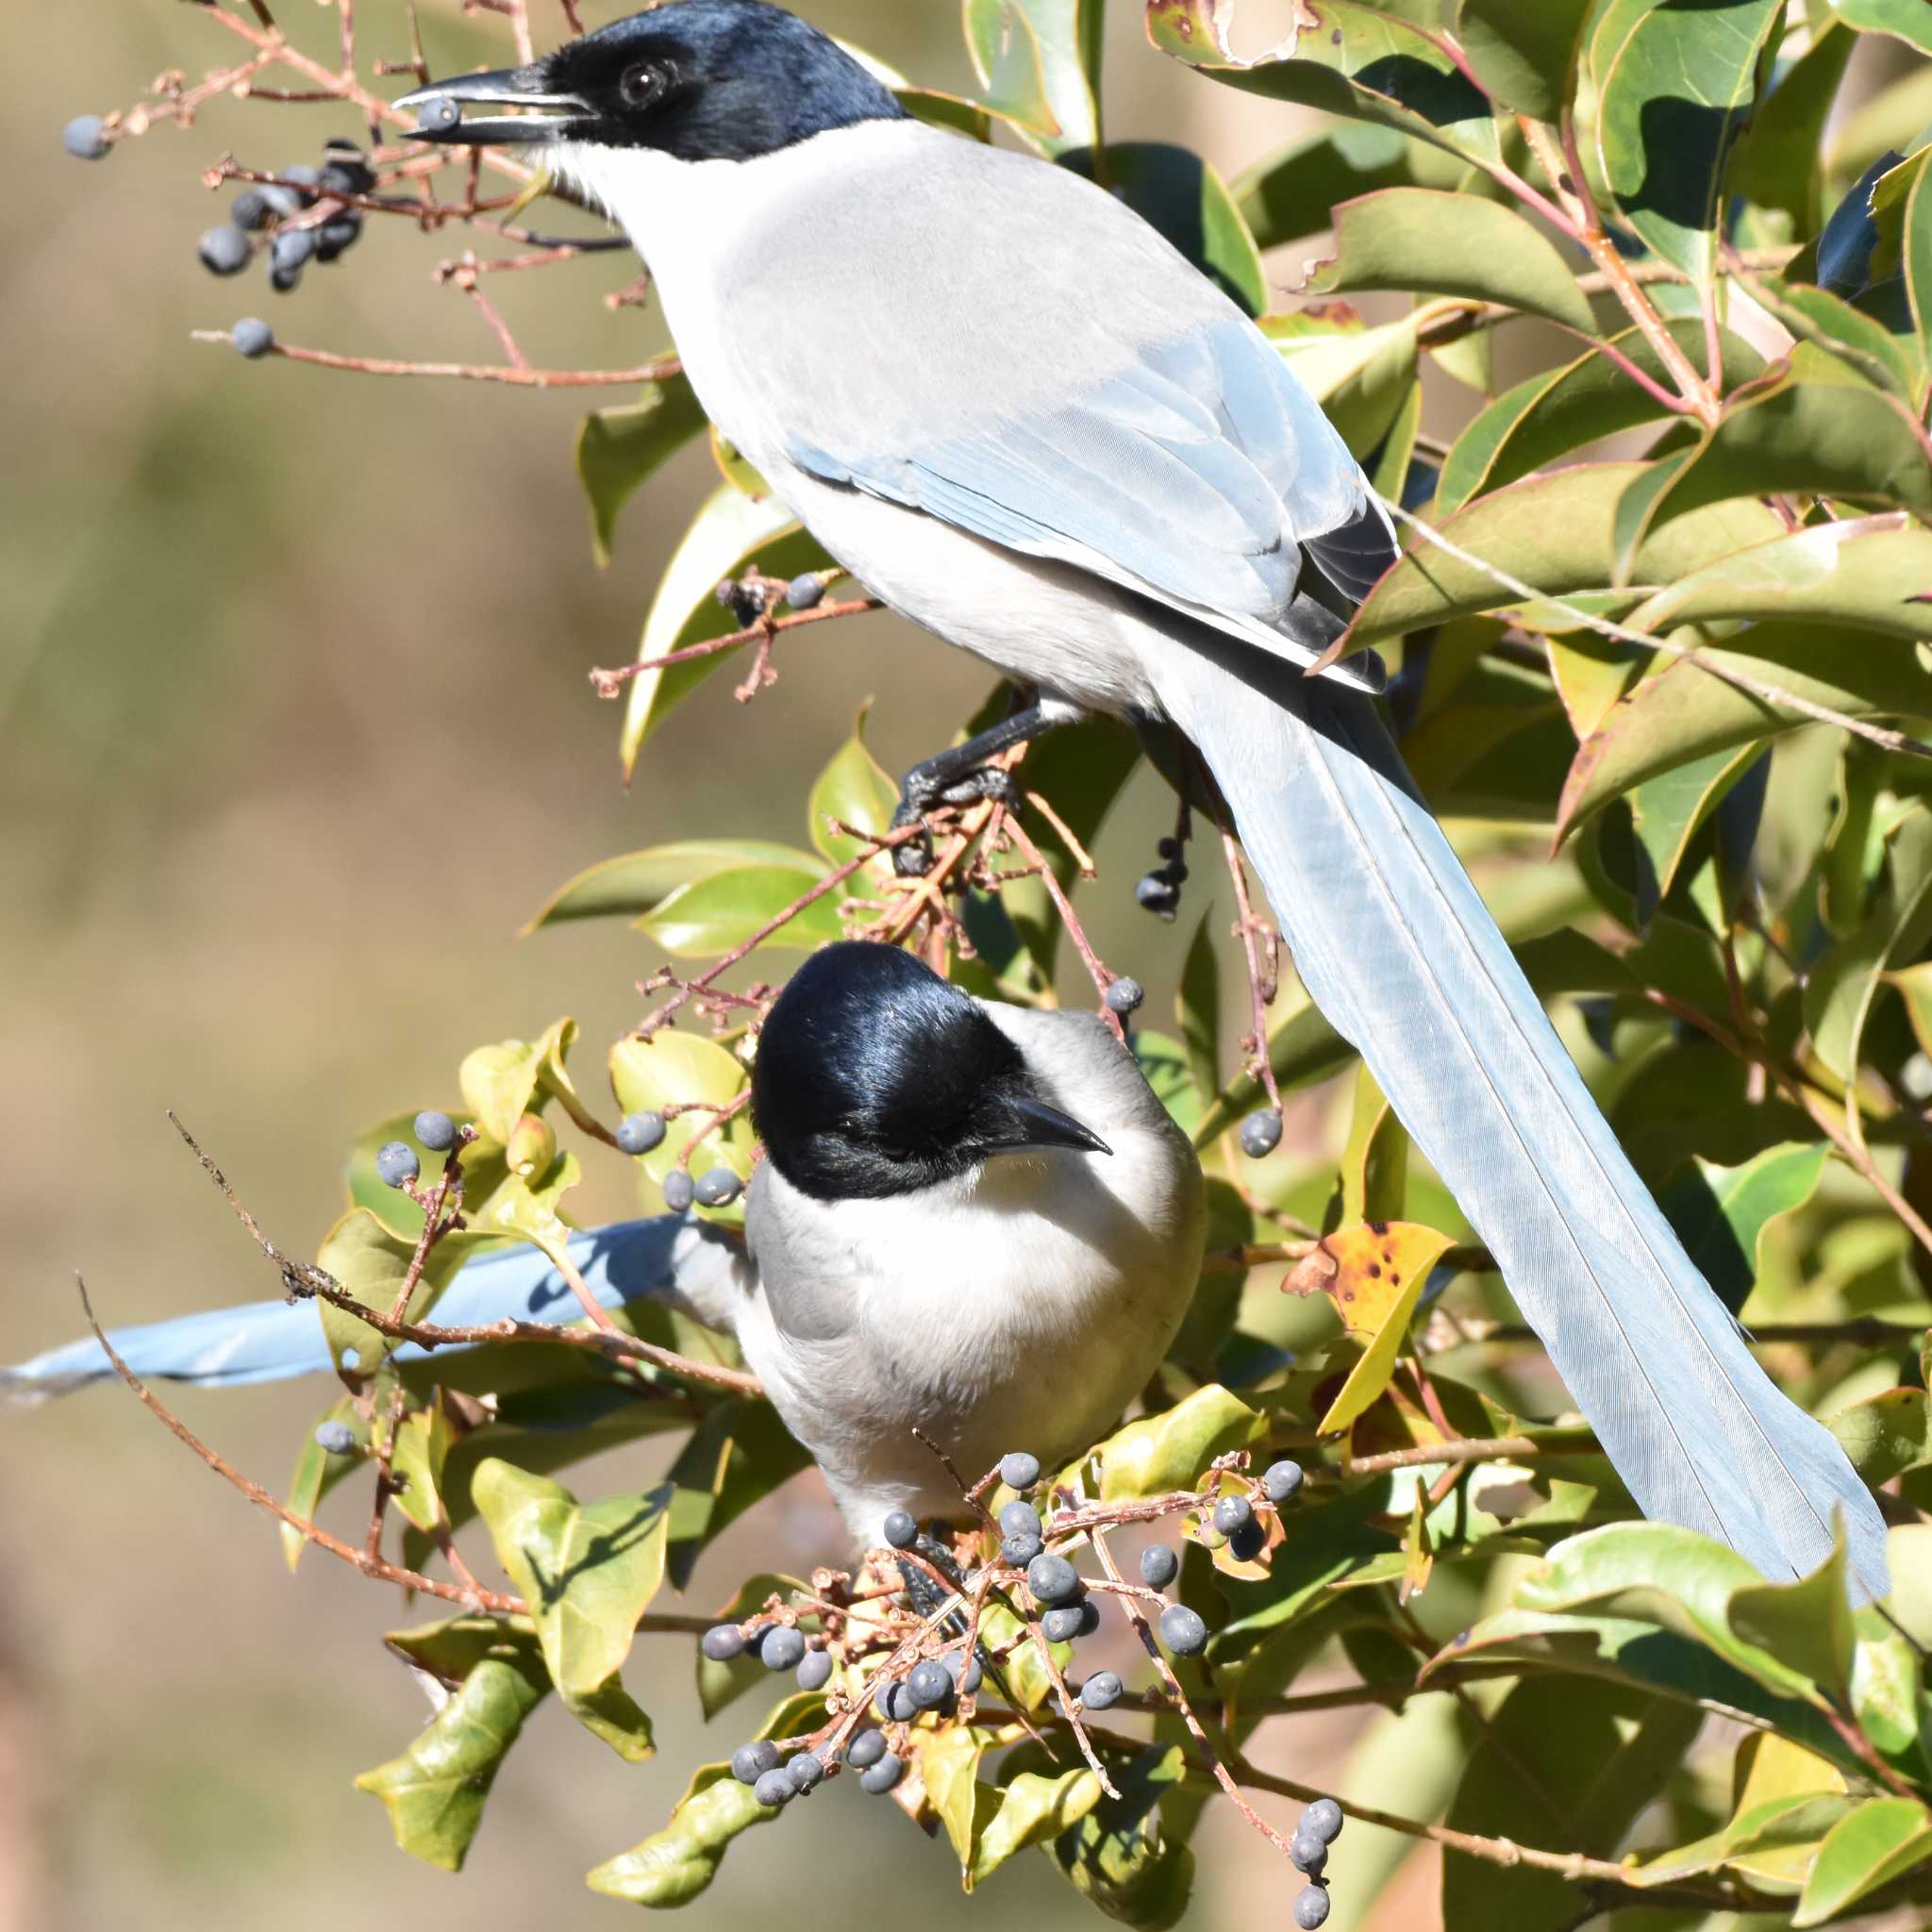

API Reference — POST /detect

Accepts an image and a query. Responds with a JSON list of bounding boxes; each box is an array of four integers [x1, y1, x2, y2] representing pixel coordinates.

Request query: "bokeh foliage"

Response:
[[83, 0, 1932, 1926]]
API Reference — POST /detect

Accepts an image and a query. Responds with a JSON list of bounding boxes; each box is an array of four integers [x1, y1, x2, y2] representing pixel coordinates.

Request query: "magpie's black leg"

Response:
[[891, 698, 1082, 876], [897, 1531, 970, 1623]]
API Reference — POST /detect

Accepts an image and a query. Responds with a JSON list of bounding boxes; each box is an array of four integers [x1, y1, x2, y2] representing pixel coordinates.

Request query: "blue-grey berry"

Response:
[[907, 1660, 952, 1710], [858, 1751, 904, 1795], [198, 225, 251, 275], [1263, 1459, 1305, 1507], [375, 1141, 419, 1189], [783, 573, 826, 610], [1213, 1493, 1255, 1537], [258, 184, 302, 221], [1228, 1517, 1267, 1562], [1158, 837, 1184, 861], [1303, 1797, 1344, 1843], [64, 115, 109, 159], [1026, 1552, 1080, 1606], [881, 1509, 918, 1550], [730, 1740, 779, 1786], [694, 1167, 741, 1208], [945, 1650, 983, 1696], [1078, 1671, 1123, 1711], [316, 213, 362, 261], [700, 1624, 746, 1663], [231, 318, 275, 359], [413, 1109, 457, 1153], [998, 1499, 1041, 1541], [271, 228, 316, 273], [415, 95, 461, 135], [662, 1169, 695, 1211], [999, 1450, 1041, 1491], [758, 1625, 806, 1673], [268, 263, 302, 294], [314, 1421, 357, 1456], [1240, 1108, 1284, 1158], [318, 156, 375, 195], [281, 164, 321, 197], [753, 1767, 792, 1807], [1293, 1883, 1331, 1929], [615, 1109, 665, 1155], [1139, 1544, 1178, 1590], [795, 1647, 833, 1692], [844, 1726, 887, 1769], [873, 1676, 916, 1723], [1104, 977, 1144, 1016], [1158, 1604, 1208, 1657], [1135, 872, 1179, 918], [1041, 1602, 1091, 1643], [1291, 1830, 1327, 1875], [231, 189, 271, 230], [785, 1750, 824, 1794], [1001, 1531, 1043, 1569]]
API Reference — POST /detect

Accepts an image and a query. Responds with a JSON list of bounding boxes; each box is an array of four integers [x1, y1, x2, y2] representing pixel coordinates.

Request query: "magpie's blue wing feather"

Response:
[[2, 1217, 746, 1401]]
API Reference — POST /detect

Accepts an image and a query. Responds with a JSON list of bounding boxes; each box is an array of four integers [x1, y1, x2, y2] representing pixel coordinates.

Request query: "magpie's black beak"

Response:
[[980, 1092, 1112, 1160], [394, 67, 589, 145]]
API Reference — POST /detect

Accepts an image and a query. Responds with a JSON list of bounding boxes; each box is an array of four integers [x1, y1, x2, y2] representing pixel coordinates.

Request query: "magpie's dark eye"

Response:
[[619, 61, 667, 108]]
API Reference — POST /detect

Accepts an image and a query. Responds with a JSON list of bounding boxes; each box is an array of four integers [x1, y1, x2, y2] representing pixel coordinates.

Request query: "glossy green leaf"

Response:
[[1438, 324, 1764, 513], [969, 1761, 1105, 1888], [638, 859, 841, 958], [1592, 0, 1783, 280], [1729, 24, 1856, 228], [586, 1696, 822, 1907], [1348, 461, 1783, 648], [1306, 187, 1594, 333], [383, 1387, 455, 1536], [1442, 1674, 1701, 1926], [1729, 1533, 1858, 1707], [1175, 912, 1221, 1114], [1049, 1744, 1193, 1930], [311, 1208, 479, 1375], [1307, 1222, 1454, 1433], [281, 1392, 360, 1571], [808, 704, 901, 868], [664, 1400, 811, 1590], [1824, 0, 1932, 58], [1805, 828, 1932, 1091], [457, 1018, 577, 1148], [619, 484, 833, 777], [1749, 275, 1924, 401], [1557, 621, 1932, 842], [1077, 1384, 1264, 1500], [1637, 1790, 1860, 1892], [1061, 143, 1266, 314], [1233, 124, 1430, 252], [1830, 1387, 1932, 1488], [1449, 0, 1591, 120], [1794, 1796, 1932, 1924], [1625, 742, 1763, 916], [524, 839, 825, 932], [962, 0, 1085, 144], [608, 1027, 755, 1206], [575, 373, 708, 569], [1621, 351, 1932, 558], [355, 1653, 546, 1872], [1659, 1141, 1829, 1312], [1145, 0, 1502, 173], [472, 1459, 672, 1760]]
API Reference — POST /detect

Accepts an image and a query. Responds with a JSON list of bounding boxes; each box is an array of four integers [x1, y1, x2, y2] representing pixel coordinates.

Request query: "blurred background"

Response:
[[8, 4, 1896, 1929]]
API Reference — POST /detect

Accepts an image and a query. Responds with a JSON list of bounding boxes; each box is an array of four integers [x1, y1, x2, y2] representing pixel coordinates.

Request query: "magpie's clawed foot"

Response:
[[891, 765, 1023, 875]]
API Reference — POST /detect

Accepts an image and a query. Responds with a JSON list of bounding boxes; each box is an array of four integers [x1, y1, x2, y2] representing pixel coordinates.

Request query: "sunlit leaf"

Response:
[[1076, 1385, 1265, 1500], [1449, 0, 1591, 121], [575, 371, 707, 569], [1794, 1796, 1932, 1925], [524, 839, 826, 932]]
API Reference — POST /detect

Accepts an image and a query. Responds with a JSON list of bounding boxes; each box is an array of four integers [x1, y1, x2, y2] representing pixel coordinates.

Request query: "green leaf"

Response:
[[1619, 351, 1932, 558], [1556, 621, 1932, 843], [1233, 124, 1426, 253], [808, 704, 901, 867], [1591, 0, 1784, 280], [639, 860, 841, 958], [1659, 1141, 1829, 1312], [281, 1392, 360, 1571], [1437, 322, 1766, 513], [619, 484, 833, 777], [693, 1572, 808, 1720], [1824, 0, 1932, 58], [1804, 827, 1932, 1091], [1637, 1790, 1860, 1892], [1448, 0, 1591, 120], [1300, 1222, 1455, 1433], [1337, 1064, 1408, 1227], [1621, 513, 1932, 641], [1730, 24, 1857, 228], [1347, 461, 1784, 649], [311, 1208, 479, 1375], [471, 1460, 672, 1760], [1624, 742, 1764, 917], [665, 1399, 813, 1589], [457, 1017, 579, 1147], [1830, 1387, 1932, 1488], [575, 373, 708, 569], [1049, 1744, 1193, 1929], [920, 1723, 989, 1873], [1729, 1533, 1859, 1708], [1061, 143, 1266, 315], [1441, 1675, 1702, 1927], [962, 0, 1094, 146], [608, 1027, 755, 1207], [969, 1762, 1105, 1888], [1176, 913, 1222, 1116], [1145, 0, 1502, 174], [1750, 275, 1924, 402], [384, 1387, 456, 1535], [524, 839, 827, 932], [585, 1697, 822, 1907], [1307, 187, 1595, 333], [1794, 1795, 1932, 1925], [1077, 1385, 1264, 1500], [355, 1654, 546, 1872]]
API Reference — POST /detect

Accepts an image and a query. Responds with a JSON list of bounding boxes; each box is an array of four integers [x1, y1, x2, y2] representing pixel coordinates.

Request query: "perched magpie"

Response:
[[381, 0, 1887, 1592], [6, 943, 1205, 1549]]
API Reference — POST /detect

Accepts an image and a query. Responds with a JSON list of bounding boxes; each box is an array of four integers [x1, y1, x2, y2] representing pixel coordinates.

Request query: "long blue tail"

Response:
[[2, 1215, 742, 1401], [1150, 630, 1890, 1596]]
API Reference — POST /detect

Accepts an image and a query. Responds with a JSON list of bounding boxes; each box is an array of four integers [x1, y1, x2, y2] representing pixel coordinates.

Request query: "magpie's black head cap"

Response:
[[753, 942, 1107, 1201], [540, 1, 908, 161]]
